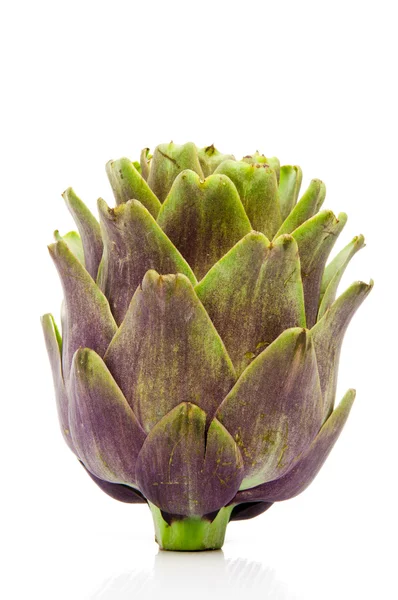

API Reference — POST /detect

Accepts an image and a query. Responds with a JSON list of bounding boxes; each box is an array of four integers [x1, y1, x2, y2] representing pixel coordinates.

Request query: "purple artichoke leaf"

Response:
[[41, 313, 76, 454], [104, 270, 236, 433], [96, 197, 196, 324], [196, 231, 306, 377], [292, 209, 347, 327], [318, 235, 366, 320], [62, 188, 103, 280], [53, 230, 85, 265], [80, 462, 147, 504], [216, 327, 323, 490], [312, 279, 374, 421], [229, 501, 274, 522], [48, 240, 117, 383], [156, 170, 252, 280], [69, 348, 146, 486], [135, 402, 244, 517], [233, 388, 355, 503]]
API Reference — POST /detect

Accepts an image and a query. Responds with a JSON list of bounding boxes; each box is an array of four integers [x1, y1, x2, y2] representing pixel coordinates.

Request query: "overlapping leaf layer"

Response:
[[42, 142, 372, 528]]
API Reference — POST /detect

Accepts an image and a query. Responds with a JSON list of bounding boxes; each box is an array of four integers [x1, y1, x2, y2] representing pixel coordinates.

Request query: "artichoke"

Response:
[[42, 142, 372, 551]]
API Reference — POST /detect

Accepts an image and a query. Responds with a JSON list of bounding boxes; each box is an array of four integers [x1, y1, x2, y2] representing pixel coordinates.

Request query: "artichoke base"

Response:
[[149, 503, 234, 551]]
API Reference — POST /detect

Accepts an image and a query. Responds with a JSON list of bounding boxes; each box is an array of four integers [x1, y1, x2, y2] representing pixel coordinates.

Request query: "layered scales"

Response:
[[42, 143, 372, 550]]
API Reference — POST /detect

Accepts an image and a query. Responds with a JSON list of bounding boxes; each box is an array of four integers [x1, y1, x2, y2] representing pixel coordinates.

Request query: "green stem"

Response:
[[149, 503, 234, 551]]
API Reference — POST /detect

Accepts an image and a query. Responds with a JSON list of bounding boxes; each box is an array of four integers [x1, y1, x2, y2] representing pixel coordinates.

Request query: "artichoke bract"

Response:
[[42, 142, 372, 551]]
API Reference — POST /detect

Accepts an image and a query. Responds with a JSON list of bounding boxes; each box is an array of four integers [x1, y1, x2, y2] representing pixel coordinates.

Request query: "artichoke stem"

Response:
[[149, 503, 234, 551]]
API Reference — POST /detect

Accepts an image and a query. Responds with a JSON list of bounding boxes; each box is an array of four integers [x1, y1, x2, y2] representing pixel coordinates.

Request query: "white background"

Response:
[[1, 1, 397, 598]]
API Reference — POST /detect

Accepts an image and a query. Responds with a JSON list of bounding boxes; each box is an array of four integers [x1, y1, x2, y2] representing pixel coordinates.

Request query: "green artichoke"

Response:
[[42, 142, 372, 551]]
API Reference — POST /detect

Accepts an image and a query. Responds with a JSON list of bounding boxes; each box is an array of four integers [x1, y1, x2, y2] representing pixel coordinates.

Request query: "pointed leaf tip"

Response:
[[292, 209, 347, 327], [318, 234, 366, 320], [242, 152, 280, 180], [53, 229, 85, 265], [276, 178, 326, 236], [197, 145, 235, 177], [278, 165, 303, 220], [62, 187, 103, 280], [106, 157, 161, 217], [140, 147, 151, 181]]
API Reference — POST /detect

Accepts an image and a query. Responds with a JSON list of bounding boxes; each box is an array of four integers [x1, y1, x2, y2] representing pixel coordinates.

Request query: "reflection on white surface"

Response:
[[91, 551, 297, 599]]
